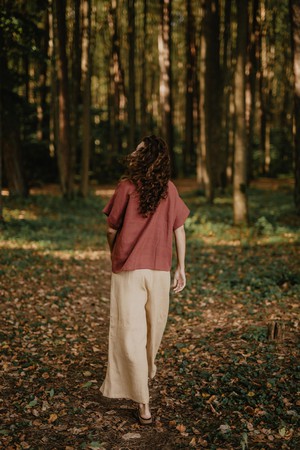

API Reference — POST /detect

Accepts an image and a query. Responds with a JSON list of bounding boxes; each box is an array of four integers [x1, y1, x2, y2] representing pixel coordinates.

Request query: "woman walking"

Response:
[[100, 135, 190, 424]]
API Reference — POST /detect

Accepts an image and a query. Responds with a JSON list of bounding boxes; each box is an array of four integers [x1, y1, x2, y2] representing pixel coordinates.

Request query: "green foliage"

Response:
[[2, 193, 107, 251]]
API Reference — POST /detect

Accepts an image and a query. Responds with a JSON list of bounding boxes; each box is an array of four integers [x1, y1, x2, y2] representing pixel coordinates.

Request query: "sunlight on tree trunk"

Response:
[[233, 0, 249, 225], [158, 0, 176, 176], [80, 0, 92, 197]]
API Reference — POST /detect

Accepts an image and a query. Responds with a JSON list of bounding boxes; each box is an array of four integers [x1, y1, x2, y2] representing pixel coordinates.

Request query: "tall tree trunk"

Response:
[[127, 0, 136, 150], [201, 0, 222, 203], [158, 0, 176, 176], [54, 0, 73, 197], [248, 0, 259, 182], [198, 15, 209, 191], [80, 0, 92, 197], [259, 0, 271, 175], [184, 0, 196, 175], [0, 51, 28, 197], [233, 0, 249, 225], [49, 0, 59, 159], [108, 0, 126, 153], [221, 0, 232, 189], [140, 0, 147, 137], [290, 0, 300, 214], [71, 0, 82, 178], [37, 7, 49, 143]]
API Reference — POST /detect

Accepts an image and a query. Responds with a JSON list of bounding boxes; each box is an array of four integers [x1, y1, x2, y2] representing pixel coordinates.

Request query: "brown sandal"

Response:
[[137, 408, 152, 425]]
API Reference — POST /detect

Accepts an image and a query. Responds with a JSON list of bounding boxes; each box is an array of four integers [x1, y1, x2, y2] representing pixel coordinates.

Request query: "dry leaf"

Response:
[[122, 433, 141, 440], [176, 423, 186, 433], [48, 413, 58, 423]]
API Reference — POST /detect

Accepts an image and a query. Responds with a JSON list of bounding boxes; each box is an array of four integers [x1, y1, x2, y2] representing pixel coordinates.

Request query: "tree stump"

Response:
[[267, 321, 285, 341]]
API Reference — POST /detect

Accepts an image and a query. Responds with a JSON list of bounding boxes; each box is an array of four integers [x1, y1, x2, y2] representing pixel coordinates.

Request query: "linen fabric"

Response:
[[103, 179, 190, 273], [100, 269, 171, 403]]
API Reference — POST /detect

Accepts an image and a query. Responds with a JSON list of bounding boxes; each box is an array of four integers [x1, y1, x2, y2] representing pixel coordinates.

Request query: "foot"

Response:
[[138, 403, 151, 420]]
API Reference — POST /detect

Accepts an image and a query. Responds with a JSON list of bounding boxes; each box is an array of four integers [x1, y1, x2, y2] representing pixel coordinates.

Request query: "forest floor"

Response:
[[0, 178, 300, 450]]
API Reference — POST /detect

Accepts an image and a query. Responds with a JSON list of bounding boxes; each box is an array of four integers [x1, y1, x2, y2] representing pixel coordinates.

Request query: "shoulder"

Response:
[[115, 179, 136, 194], [167, 180, 179, 196]]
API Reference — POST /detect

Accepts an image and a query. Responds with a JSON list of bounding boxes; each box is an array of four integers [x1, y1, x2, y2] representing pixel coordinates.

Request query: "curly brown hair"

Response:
[[123, 135, 171, 216]]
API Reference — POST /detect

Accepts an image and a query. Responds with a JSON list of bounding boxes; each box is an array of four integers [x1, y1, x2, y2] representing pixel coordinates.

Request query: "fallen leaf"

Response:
[[176, 423, 186, 433], [48, 413, 58, 423], [122, 433, 141, 440]]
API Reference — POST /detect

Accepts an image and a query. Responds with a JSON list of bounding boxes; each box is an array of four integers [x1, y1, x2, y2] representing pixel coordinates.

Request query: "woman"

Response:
[[100, 135, 190, 425]]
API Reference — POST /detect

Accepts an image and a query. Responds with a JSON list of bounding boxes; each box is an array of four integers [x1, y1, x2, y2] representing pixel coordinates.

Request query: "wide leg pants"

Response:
[[100, 269, 171, 403]]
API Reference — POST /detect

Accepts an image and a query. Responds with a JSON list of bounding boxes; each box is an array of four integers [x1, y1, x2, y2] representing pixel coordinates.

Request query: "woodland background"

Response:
[[0, 0, 300, 222], [1, 1, 300, 449]]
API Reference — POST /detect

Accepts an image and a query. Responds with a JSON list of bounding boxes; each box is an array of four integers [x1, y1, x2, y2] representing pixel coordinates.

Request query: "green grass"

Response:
[[1, 194, 107, 251]]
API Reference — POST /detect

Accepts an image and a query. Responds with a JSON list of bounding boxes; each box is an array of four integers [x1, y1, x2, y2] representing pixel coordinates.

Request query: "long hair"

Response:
[[123, 135, 171, 216]]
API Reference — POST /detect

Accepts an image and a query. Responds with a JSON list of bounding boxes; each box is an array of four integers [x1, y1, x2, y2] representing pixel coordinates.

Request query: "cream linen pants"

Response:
[[100, 269, 171, 403]]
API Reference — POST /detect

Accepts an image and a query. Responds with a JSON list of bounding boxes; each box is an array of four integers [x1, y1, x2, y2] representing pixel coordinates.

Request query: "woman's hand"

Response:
[[172, 266, 186, 293]]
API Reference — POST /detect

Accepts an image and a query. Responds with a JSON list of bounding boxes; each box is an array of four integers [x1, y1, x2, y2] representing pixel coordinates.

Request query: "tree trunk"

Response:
[[248, 0, 259, 182], [80, 0, 92, 197], [0, 52, 28, 197], [71, 0, 82, 179], [140, 0, 147, 137], [184, 0, 196, 175], [221, 0, 232, 189], [37, 7, 49, 143], [259, 0, 271, 175], [290, 0, 300, 214], [233, 0, 249, 225], [198, 16, 209, 192], [54, 0, 73, 197], [158, 0, 176, 176], [200, 0, 222, 203], [108, 0, 126, 153], [127, 0, 136, 150]]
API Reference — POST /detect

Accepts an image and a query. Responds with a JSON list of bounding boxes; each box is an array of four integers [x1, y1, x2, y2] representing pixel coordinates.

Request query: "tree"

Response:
[[184, 0, 196, 174], [127, 0, 136, 151], [158, 0, 176, 176], [0, 3, 29, 197], [199, 0, 222, 203], [54, 0, 73, 197], [290, 0, 300, 214], [80, 0, 92, 197], [233, 0, 249, 225], [108, 0, 126, 154]]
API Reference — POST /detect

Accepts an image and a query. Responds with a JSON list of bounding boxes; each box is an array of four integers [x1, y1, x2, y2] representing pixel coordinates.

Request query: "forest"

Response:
[[1, 0, 300, 221], [1, 0, 300, 449]]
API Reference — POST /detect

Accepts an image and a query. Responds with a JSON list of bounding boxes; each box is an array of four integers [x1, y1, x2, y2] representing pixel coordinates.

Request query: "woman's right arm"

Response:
[[107, 226, 118, 253]]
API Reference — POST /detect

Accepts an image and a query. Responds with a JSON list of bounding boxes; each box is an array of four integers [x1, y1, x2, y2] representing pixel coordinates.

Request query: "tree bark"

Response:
[[184, 0, 196, 175], [259, 0, 271, 175], [290, 0, 300, 214], [80, 0, 92, 197], [248, 0, 259, 182], [71, 0, 82, 178], [200, 0, 222, 203], [127, 0, 136, 150], [140, 0, 147, 137], [54, 0, 73, 197], [37, 7, 49, 143], [0, 51, 28, 197], [198, 15, 209, 192], [158, 0, 176, 176], [108, 0, 126, 153], [233, 0, 249, 225]]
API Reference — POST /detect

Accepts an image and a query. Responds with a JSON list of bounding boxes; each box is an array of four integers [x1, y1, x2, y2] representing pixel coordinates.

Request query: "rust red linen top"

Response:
[[103, 179, 190, 273]]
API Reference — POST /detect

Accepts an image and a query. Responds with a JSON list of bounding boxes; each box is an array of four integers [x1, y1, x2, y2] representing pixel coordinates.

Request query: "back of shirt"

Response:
[[103, 179, 190, 273]]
